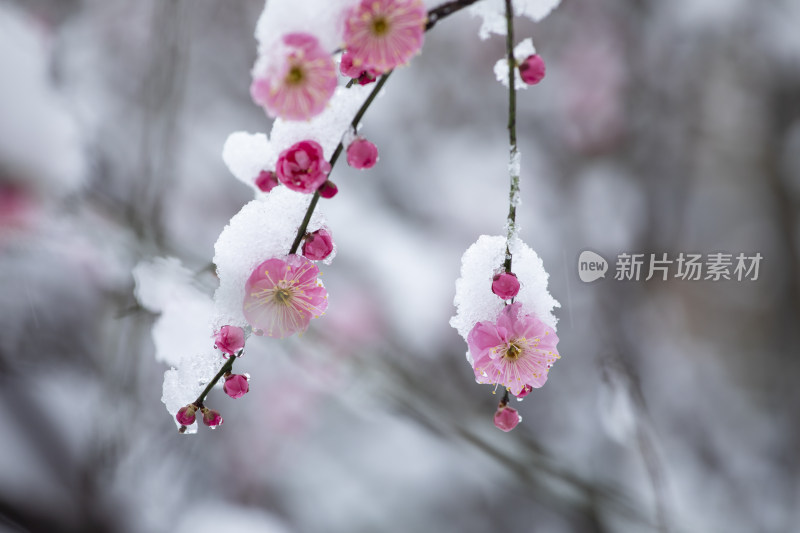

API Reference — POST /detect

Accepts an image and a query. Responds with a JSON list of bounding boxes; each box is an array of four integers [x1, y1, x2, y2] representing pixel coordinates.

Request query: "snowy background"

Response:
[[1, 0, 800, 531]]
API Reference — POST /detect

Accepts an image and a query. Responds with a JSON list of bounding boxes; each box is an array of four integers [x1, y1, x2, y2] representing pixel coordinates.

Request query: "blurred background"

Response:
[[1, 0, 799, 531]]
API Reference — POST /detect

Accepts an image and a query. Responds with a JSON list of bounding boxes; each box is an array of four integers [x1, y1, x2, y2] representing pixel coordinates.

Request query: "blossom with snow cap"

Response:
[[250, 33, 337, 121], [344, 0, 427, 72], [243, 255, 328, 338], [467, 302, 560, 396]]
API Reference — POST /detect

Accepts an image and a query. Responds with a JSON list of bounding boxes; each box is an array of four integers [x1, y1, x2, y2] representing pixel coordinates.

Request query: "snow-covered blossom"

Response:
[[346, 137, 379, 169], [255, 170, 279, 193], [213, 325, 245, 356], [302, 228, 334, 261], [318, 181, 338, 199], [250, 33, 337, 121], [467, 302, 560, 396], [491, 271, 520, 300], [493, 404, 521, 432], [224, 375, 250, 399], [344, 0, 427, 72], [202, 408, 223, 428], [276, 140, 331, 193], [176, 404, 198, 426], [243, 255, 328, 338], [519, 54, 546, 85]]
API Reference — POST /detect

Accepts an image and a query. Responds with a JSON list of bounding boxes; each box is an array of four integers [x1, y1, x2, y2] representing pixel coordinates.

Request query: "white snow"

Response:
[[0, 5, 85, 195], [222, 132, 277, 194], [254, 0, 358, 54], [132, 257, 216, 367], [494, 38, 537, 89], [450, 235, 559, 342], [470, 0, 562, 40], [212, 187, 330, 329]]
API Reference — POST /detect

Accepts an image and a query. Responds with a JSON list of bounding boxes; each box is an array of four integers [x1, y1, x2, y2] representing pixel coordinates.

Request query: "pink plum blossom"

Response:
[[202, 407, 223, 428], [494, 404, 521, 432], [223, 374, 250, 399], [302, 228, 334, 261], [346, 138, 379, 169], [213, 325, 245, 356], [519, 54, 546, 85], [318, 181, 338, 199], [176, 404, 197, 426], [250, 33, 337, 121], [344, 0, 427, 72], [243, 255, 328, 338], [491, 271, 520, 300], [276, 140, 331, 193], [255, 170, 279, 193], [340, 50, 379, 85], [467, 302, 560, 396]]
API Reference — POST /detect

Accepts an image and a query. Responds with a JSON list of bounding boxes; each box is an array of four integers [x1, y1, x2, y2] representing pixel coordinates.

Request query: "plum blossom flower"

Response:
[[223, 374, 250, 399], [302, 228, 334, 261], [519, 54, 546, 85], [202, 407, 223, 428], [491, 271, 520, 299], [340, 50, 380, 85], [176, 404, 197, 426], [250, 33, 337, 121], [255, 170, 279, 193], [243, 255, 328, 338], [344, 0, 427, 72], [213, 325, 245, 356], [493, 404, 521, 432], [276, 140, 331, 193], [467, 302, 560, 396], [346, 138, 379, 169], [318, 181, 338, 199]]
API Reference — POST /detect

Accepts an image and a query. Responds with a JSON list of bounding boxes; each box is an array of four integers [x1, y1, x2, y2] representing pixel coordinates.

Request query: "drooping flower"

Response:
[[467, 302, 560, 396], [344, 0, 427, 72], [223, 374, 250, 399], [250, 33, 337, 121], [213, 325, 245, 356], [493, 404, 521, 432], [176, 404, 198, 426], [346, 138, 379, 169], [202, 407, 223, 428], [243, 255, 328, 338], [519, 54, 546, 85], [255, 170, 279, 193], [275, 140, 331, 193], [491, 271, 520, 300], [302, 228, 334, 261]]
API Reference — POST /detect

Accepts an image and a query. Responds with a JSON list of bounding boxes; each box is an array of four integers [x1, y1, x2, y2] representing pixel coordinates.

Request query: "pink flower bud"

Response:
[[255, 170, 279, 193], [346, 138, 379, 170], [515, 384, 533, 399], [340, 50, 379, 85], [491, 271, 520, 300], [176, 404, 198, 426], [518, 54, 546, 85], [213, 325, 245, 356], [202, 407, 223, 428], [302, 228, 334, 261], [494, 404, 521, 432], [318, 180, 338, 199], [223, 374, 250, 399], [276, 140, 331, 194]]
